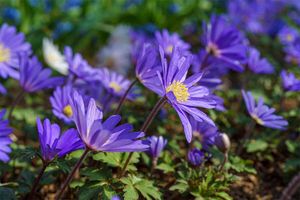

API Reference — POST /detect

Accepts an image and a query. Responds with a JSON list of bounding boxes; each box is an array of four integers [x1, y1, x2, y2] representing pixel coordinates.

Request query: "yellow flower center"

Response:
[[63, 105, 73, 117], [286, 34, 293, 42], [166, 81, 190, 102], [206, 42, 221, 57], [251, 114, 264, 125], [166, 45, 173, 54], [109, 82, 122, 92], [0, 43, 10, 63]]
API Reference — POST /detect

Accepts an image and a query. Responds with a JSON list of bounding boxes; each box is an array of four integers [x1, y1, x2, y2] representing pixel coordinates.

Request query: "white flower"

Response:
[[43, 38, 68, 75]]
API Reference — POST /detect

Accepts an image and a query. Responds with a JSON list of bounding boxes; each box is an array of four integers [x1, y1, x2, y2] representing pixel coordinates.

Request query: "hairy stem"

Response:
[[55, 149, 89, 200], [114, 78, 138, 115], [118, 96, 167, 178], [280, 171, 300, 200], [8, 90, 25, 121], [219, 153, 228, 171], [237, 120, 255, 155]]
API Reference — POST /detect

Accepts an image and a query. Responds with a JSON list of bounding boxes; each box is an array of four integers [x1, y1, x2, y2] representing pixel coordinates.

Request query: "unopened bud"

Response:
[[215, 133, 231, 154]]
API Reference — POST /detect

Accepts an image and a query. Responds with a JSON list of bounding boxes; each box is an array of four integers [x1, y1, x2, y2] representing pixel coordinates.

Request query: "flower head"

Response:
[[0, 23, 31, 79], [37, 118, 84, 161], [191, 118, 219, 151], [247, 47, 274, 74], [155, 29, 190, 56], [69, 91, 149, 152], [188, 148, 205, 166], [280, 70, 300, 92], [278, 26, 299, 45], [0, 110, 13, 162], [202, 15, 247, 72], [284, 41, 300, 65], [242, 90, 288, 130], [19, 55, 64, 92], [156, 47, 216, 142], [43, 38, 68, 75], [148, 136, 167, 158], [50, 85, 74, 123]]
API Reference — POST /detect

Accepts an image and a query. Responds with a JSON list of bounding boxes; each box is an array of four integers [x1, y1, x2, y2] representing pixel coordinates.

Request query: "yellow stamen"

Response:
[[0, 43, 10, 63], [166, 45, 173, 54], [206, 42, 221, 57], [286, 34, 293, 42], [63, 105, 73, 117], [166, 81, 190, 102], [109, 82, 122, 92], [251, 114, 264, 125]]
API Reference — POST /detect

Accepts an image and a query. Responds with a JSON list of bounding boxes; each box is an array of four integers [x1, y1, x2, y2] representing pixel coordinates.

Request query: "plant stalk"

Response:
[[280, 171, 300, 200], [8, 89, 25, 120]]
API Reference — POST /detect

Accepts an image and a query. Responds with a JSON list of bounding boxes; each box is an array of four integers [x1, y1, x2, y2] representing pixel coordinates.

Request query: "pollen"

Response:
[[166, 45, 173, 54], [166, 81, 190, 102], [251, 114, 264, 125], [206, 42, 221, 57], [109, 81, 122, 92], [63, 105, 73, 117], [286, 34, 293, 42], [0, 43, 10, 63]]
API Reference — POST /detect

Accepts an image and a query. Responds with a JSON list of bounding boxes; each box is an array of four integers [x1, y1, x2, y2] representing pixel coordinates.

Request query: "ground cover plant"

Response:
[[0, 0, 300, 199]]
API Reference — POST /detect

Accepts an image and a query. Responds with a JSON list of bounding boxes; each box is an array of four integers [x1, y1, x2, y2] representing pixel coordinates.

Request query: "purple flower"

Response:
[[37, 118, 84, 161], [69, 91, 149, 152], [19, 55, 64, 92], [247, 47, 274, 74], [50, 85, 74, 123], [278, 26, 299, 45], [202, 15, 247, 72], [0, 24, 31, 79], [154, 47, 216, 142], [188, 148, 205, 166], [191, 118, 219, 151], [242, 90, 288, 130], [0, 82, 7, 94], [155, 29, 190, 56], [0, 110, 12, 162], [98, 68, 137, 100], [284, 41, 300, 65], [64, 46, 93, 81], [280, 70, 300, 91], [111, 196, 121, 200], [148, 136, 167, 158], [135, 43, 162, 94]]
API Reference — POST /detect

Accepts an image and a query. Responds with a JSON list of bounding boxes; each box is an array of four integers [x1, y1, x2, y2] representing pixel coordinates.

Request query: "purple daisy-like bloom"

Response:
[[280, 70, 300, 92], [148, 136, 167, 158], [0, 110, 13, 162], [136, 43, 162, 94], [191, 118, 219, 151], [247, 47, 274, 74], [278, 26, 299, 45], [284, 41, 300, 65], [242, 90, 288, 130], [19, 55, 64, 92], [37, 118, 84, 161], [69, 91, 149, 152], [202, 15, 247, 72], [0, 24, 31, 79], [188, 148, 205, 166], [50, 85, 74, 123], [64, 46, 93, 81], [98, 68, 137, 100], [155, 47, 216, 142], [155, 29, 190, 56]]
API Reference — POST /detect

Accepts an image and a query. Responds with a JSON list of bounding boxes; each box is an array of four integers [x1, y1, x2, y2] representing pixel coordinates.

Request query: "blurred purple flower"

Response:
[[247, 47, 274, 74], [202, 15, 247, 72], [188, 148, 205, 166], [0, 24, 31, 79], [0, 110, 12, 162], [50, 85, 74, 123], [19, 55, 64, 92], [280, 70, 300, 92], [0, 82, 7, 94], [278, 26, 299, 46], [242, 90, 288, 130], [284, 41, 300, 65], [155, 29, 190, 56], [148, 136, 167, 158], [69, 91, 149, 152], [37, 118, 84, 162]]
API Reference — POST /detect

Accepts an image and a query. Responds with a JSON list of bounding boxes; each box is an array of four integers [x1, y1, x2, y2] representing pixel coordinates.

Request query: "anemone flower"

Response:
[[188, 148, 205, 166], [278, 26, 299, 45], [37, 118, 84, 162], [247, 47, 274, 74], [280, 70, 300, 91], [0, 23, 31, 79], [242, 90, 288, 130], [148, 136, 167, 158], [0, 110, 13, 162], [50, 85, 74, 123], [69, 91, 149, 152], [19, 54, 64, 92]]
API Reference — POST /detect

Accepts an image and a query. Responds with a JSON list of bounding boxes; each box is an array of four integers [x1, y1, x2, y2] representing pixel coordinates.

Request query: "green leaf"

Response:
[[285, 140, 299, 153], [0, 187, 16, 200], [123, 185, 139, 200], [228, 156, 256, 174], [216, 191, 233, 200], [169, 179, 188, 193], [246, 139, 268, 153], [156, 163, 174, 173]]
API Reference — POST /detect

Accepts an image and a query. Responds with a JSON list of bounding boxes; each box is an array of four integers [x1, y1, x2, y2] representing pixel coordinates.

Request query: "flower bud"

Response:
[[188, 148, 205, 166], [215, 133, 231, 154], [148, 136, 168, 158]]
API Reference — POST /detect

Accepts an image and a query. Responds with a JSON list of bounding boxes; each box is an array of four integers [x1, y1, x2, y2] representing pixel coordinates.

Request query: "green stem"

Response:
[[8, 89, 25, 121]]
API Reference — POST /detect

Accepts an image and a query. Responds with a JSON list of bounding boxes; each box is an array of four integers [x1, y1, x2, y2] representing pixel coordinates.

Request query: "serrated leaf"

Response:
[[156, 163, 174, 173], [123, 185, 139, 200], [216, 191, 232, 200], [169, 181, 188, 193]]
